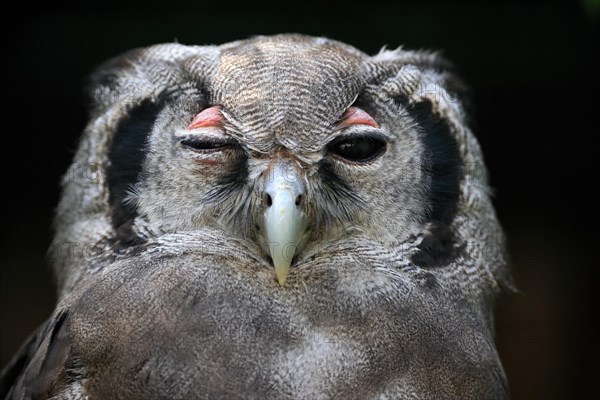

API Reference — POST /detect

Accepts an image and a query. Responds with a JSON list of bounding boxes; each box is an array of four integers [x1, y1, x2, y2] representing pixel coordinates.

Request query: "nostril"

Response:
[[295, 194, 303, 207], [264, 193, 273, 207]]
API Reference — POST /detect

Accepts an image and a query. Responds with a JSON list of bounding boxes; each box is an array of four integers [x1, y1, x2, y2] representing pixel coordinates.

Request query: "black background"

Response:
[[1, 1, 597, 398]]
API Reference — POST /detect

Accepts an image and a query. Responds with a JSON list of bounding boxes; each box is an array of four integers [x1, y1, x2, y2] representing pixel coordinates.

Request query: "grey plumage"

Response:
[[1, 34, 512, 399]]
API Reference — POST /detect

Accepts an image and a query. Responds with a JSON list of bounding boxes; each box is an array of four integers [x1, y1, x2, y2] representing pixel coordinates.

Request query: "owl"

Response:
[[1, 34, 512, 399]]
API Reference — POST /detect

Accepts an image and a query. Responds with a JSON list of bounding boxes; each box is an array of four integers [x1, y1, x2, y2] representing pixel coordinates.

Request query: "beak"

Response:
[[262, 162, 306, 286]]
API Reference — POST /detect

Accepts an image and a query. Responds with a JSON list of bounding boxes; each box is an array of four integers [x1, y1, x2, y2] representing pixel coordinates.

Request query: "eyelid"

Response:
[[174, 126, 242, 147], [180, 137, 238, 147], [339, 106, 379, 128], [329, 128, 393, 145], [174, 127, 227, 139], [187, 105, 224, 129]]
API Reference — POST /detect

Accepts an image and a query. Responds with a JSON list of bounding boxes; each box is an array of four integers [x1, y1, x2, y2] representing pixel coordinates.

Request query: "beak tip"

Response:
[[275, 264, 289, 287]]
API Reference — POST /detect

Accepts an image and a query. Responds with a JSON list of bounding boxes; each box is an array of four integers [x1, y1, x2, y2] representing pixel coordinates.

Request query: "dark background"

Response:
[[1, 1, 597, 398]]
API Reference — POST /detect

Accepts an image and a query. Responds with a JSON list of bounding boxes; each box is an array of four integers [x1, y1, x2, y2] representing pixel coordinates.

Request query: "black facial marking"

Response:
[[414, 271, 440, 290], [412, 223, 464, 269], [392, 94, 463, 268], [107, 99, 159, 247], [402, 96, 462, 224]]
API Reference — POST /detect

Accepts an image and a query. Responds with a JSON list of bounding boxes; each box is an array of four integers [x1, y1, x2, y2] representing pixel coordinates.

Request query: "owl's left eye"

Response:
[[328, 135, 387, 163]]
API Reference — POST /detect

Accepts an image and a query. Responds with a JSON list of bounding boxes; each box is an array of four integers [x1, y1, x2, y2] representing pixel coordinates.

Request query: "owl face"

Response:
[[111, 36, 459, 285]]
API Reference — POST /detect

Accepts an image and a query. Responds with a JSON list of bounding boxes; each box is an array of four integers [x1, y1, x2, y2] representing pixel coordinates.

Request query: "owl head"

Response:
[[53, 34, 510, 299]]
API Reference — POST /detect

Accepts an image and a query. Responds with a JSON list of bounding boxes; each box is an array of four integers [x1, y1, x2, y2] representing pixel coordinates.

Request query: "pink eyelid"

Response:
[[340, 106, 379, 128], [187, 105, 224, 129], [187, 105, 377, 130]]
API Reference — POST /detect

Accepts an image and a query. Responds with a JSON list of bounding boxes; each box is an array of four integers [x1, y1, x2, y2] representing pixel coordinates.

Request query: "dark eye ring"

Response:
[[328, 135, 387, 163], [180, 137, 238, 152]]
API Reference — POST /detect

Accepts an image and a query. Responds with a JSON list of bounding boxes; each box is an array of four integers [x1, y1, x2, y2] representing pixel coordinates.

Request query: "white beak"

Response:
[[262, 162, 306, 286]]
